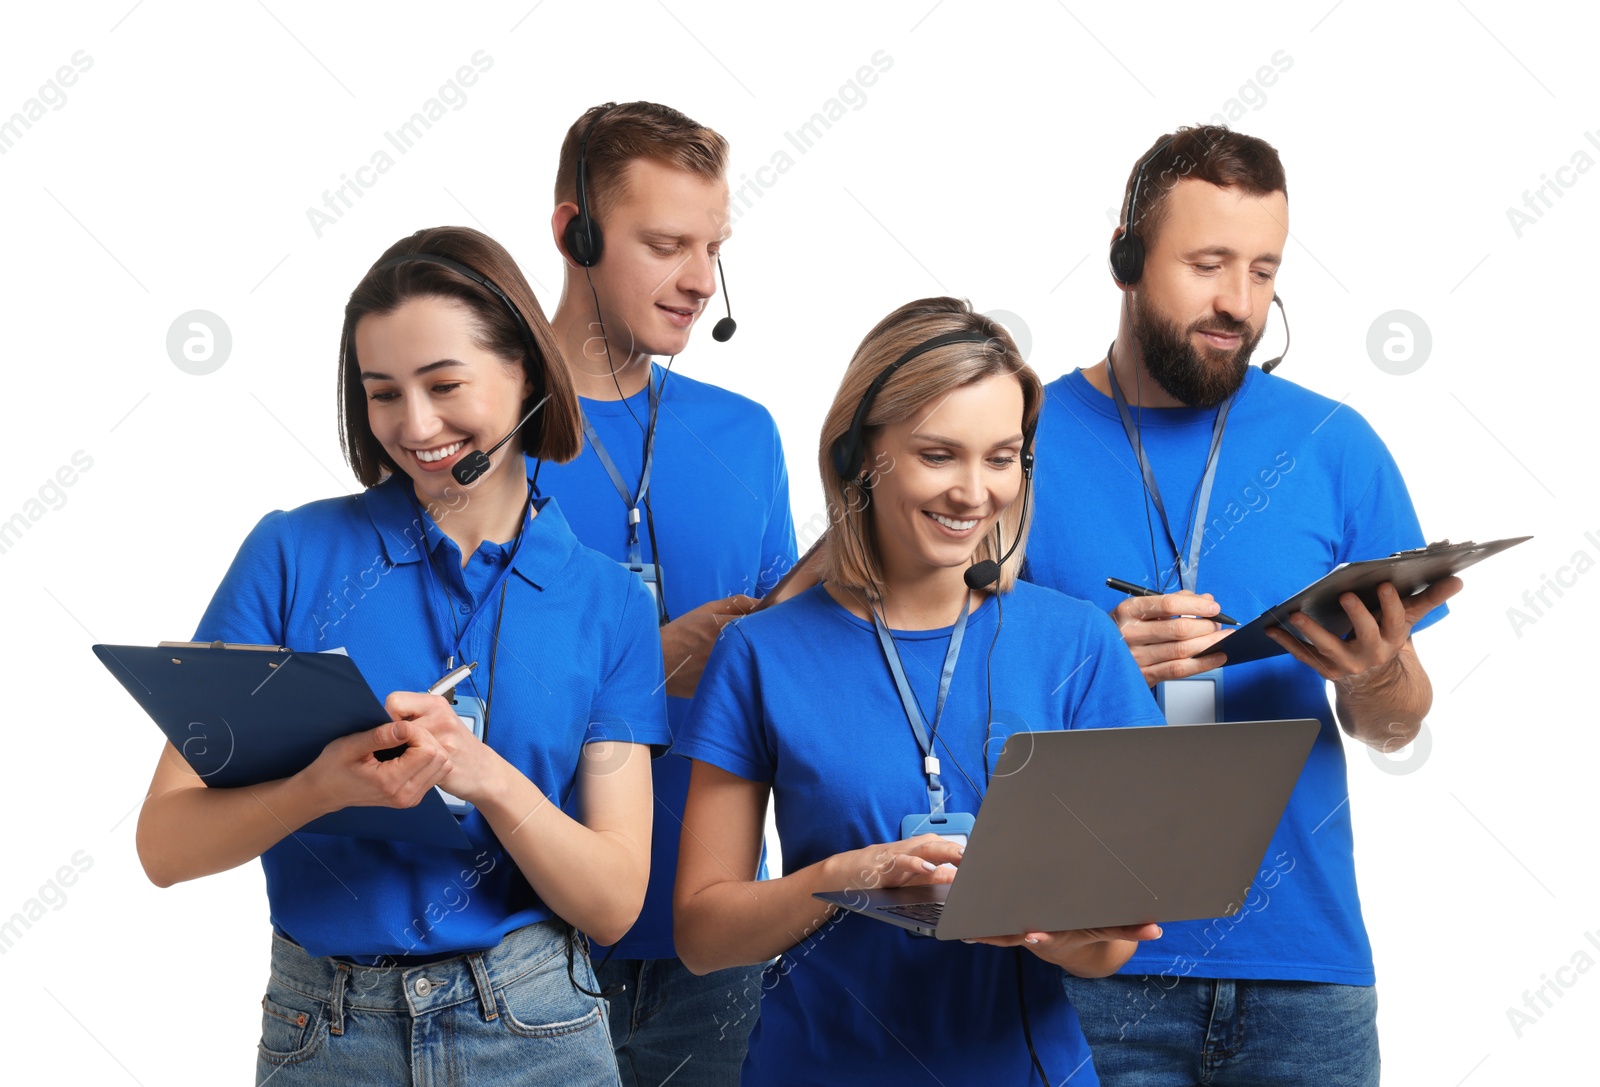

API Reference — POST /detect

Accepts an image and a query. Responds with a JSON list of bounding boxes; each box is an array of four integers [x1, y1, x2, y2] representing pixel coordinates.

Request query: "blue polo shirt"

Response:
[[1024, 366, 1445, 985], [194, 459, 671, 960], [532, 364, 797, 960], [676, 583, 1166, 1086]]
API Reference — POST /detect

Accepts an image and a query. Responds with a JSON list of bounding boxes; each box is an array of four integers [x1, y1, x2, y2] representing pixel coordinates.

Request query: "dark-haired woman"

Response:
[[136, 226, 665, 1086], [672, 298, 1168, 1085]]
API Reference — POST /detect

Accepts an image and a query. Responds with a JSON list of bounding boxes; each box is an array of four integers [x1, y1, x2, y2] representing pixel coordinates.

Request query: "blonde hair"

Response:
[[818, 297, 1041, 596]]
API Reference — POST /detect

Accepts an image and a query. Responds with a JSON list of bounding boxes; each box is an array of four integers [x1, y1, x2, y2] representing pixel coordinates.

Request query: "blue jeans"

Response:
[[595, 956, 766, 1087], [1061, 974, 1379, 1087], [256, 921, 620, 1086]]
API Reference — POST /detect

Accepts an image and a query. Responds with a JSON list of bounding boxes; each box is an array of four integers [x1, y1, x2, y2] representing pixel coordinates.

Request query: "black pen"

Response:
[[1105, 577, 1239, 625]]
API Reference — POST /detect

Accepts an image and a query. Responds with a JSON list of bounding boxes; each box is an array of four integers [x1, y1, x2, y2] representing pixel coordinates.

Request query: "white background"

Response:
[[1, 2, 1594, 1083]]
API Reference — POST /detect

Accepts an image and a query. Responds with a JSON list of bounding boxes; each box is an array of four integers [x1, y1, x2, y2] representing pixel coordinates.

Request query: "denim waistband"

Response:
[[268, 919, 577, 1033]]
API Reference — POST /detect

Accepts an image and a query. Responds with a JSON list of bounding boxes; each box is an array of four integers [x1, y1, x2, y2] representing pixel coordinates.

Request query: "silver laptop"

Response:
[[814, 720, 1318, 941]]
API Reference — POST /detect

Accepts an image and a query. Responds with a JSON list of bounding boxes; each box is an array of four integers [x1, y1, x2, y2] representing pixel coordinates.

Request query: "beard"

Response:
[[1130, 294, 1266, 408]]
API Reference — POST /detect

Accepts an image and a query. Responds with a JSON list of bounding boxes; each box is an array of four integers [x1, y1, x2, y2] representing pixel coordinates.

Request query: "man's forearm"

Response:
[[1333, 639, 1432, 749]]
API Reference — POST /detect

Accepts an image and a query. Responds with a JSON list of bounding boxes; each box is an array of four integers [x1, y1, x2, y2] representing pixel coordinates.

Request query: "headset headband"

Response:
[[834, 328, 1035, 484]]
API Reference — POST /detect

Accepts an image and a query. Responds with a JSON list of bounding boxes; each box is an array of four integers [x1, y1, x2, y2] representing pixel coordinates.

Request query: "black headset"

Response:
[[1107, 134, 1291, 373], [833, 330, 1029, 482], [363, 252, 548, 485], [830, 327, 1035, 590], [562, 108, 610, 268], [1108, 136, 1176, 287]]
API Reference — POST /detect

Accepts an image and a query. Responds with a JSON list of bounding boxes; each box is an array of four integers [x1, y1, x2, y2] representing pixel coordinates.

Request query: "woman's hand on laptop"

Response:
[[828, 833, 965, 895], [963, 922, 1163, 975]]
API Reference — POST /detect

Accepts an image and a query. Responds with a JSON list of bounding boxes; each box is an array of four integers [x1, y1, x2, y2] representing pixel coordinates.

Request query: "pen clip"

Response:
[[428, 661, 477, 703]]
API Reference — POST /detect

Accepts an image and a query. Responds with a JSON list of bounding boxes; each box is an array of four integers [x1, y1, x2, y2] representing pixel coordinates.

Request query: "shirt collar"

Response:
[[363, 455, 579, 590]]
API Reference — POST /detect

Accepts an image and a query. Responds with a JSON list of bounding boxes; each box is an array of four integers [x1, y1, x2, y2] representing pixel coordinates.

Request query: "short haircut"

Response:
[[337, 225, 583, 487], [1121, 125, 1288, 250], [818, 297, 1042, 596], [553, 101, 729, 225]]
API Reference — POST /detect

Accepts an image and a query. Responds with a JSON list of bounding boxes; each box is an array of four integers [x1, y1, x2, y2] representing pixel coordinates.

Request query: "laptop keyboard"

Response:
[[878, 901, 944, 924]]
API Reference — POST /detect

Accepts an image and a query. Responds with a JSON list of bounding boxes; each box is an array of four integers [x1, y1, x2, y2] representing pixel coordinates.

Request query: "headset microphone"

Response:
[[1259, 293, 1291, 374], [711, 255, 736, 342], [962, 558, 1002, 591], [451, 397, 548, 486], [962, 444, 1034, 591]]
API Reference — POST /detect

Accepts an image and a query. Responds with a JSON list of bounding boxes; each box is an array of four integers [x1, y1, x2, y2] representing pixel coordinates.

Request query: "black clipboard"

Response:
[[1199, 536, 1531, 668], [94, 643, 473, 850]]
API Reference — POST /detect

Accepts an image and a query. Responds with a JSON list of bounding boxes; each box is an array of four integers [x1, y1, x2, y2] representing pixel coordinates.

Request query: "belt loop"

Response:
[[330, 962, 350, 1036], [468, 952, 497, 1022]]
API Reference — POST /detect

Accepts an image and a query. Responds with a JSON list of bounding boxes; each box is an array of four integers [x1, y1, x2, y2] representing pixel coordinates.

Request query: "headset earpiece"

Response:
[[563, 206, 601, 268], [1108, 136, 1176, 288], [564, 108, 612, 268], [1108, 231, 1145, 287]]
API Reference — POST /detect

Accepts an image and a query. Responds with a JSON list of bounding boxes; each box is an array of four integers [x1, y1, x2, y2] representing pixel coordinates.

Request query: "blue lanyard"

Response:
[[1105, 348, 1234, 594], [411, 486, 531, 675], [580, 369, 661, 568], [870, 594, 971, 816]]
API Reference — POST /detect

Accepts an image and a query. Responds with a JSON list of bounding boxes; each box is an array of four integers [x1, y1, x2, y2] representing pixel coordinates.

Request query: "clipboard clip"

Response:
[[1391, 539, 1472, 558]]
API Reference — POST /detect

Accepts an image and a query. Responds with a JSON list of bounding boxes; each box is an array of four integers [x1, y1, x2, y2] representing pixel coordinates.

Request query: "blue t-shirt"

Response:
[[1024, 366, 1443, 985], [675, 582, 1166, 1087], [532, 364, 797, 960], [193, 459, 671, 960]]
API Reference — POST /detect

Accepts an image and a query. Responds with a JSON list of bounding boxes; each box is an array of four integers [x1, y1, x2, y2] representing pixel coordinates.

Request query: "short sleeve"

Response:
[[757, 424, 799, 597], [674, 626, 773, 783], [1066, 608, 1168, 732], [587, 577, 672, 752], [1337, 422, 1449, 636], [193, 511, 295, 645]]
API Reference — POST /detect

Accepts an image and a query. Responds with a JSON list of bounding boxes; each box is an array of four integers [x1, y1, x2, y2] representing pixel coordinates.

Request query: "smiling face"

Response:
[[571, 156, 730, 362], [866, 374, 1028, 590], [1132, 178, 1287, 407], [355, 294, 531, 509]]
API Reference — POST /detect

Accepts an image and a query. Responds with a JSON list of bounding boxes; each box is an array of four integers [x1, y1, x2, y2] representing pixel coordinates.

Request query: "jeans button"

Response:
[[414, 977, 432, 997]]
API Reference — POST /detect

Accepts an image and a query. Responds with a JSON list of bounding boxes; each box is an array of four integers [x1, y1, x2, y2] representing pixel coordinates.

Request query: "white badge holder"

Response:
[[1157, 668, 1224, 725]]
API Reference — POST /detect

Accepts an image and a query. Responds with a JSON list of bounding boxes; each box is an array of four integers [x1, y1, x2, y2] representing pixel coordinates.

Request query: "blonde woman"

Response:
[[672, 297, 1166, 1085]]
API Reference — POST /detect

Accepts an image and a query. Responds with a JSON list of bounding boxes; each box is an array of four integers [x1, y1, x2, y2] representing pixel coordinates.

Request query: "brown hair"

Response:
[[818, 297, 1042, 596], [1121, 125, 1287, 251], [553, 101, 729, 226], [337, 225, 583, 486]]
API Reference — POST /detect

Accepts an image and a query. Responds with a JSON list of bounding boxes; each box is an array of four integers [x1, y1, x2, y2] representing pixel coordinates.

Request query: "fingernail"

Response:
[[960, 939, 976, 944], [920, 860, 937, 872], [1024, 937, 1039, 944]]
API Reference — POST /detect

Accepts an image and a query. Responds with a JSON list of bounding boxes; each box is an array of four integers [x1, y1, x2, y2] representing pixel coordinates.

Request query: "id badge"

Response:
[[901, 811, 976, 849], [438, 695, 485, 816], [623, 562, 667, 624], [1157, 668, 1224, 725]]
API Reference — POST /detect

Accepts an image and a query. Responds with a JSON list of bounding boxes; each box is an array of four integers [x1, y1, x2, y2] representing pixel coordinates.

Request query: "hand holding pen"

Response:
[[1106, 579, 1239, 626], [297, 668, 476, 812], [1104, 579, 1234, 687]]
